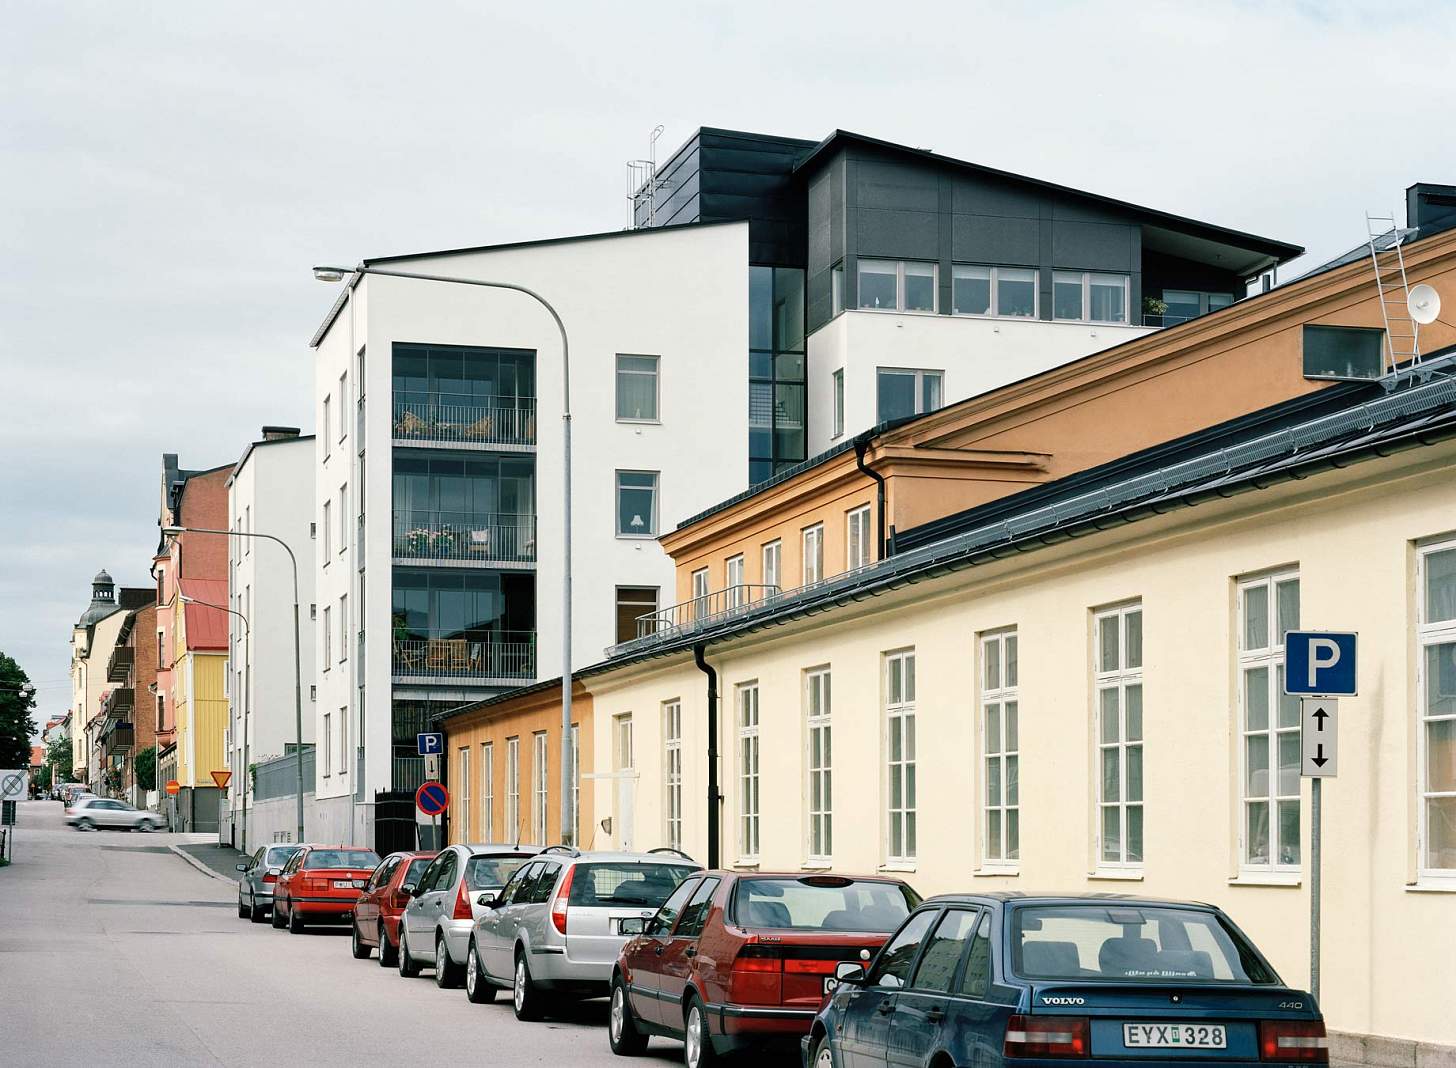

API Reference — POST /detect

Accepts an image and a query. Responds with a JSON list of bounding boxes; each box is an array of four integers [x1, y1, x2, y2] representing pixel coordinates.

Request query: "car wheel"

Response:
[[288, 905, 305, 934], [397, 927, 422, 978], [271, 899, 287, 928], [683, 997, 719, 1068], [811, 1033, 837, 1068], [608, 976, 648, 1056], [512, 951, 545, 1021], [434, 936, 463, 988], [465, 940, 498, 1004], [76, 818, 94, 832], [351, 921, 371, 960], [249, 894, 268, 924], [378, 923, 398, 968], [136, 819, 156, 832]]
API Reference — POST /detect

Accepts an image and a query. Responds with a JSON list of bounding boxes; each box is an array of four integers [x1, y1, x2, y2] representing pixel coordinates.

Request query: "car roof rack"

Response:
[[647, 847, 696, 862]]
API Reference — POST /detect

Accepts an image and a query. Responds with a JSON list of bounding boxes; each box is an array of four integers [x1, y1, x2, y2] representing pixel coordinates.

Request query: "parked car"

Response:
[[465, 847, 701, 1020], [801, 893, 1327, 1068], [65, 796, 162, 832], [270, 845, 381, 933], [609, 871, 919, 1066], [350, 850, 437, 966], [396, 843, 540, 985], [235, 844, 306, 923], [59, 784, 92, 806]]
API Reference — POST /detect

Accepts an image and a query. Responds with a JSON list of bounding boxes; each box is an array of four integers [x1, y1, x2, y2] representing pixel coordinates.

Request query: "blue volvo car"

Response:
[[803, 893, 1326, 1068]]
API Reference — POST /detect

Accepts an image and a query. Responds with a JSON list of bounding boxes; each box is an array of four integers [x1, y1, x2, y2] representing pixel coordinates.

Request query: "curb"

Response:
[[169, 843, 238, 885]]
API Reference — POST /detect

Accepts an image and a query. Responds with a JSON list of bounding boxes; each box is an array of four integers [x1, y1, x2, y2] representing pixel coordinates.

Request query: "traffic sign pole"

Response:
[[1311, 776, 1321, 1001]]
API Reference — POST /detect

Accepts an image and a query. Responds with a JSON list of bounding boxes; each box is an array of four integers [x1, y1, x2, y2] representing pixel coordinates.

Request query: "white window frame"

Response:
[[614, 713, 634, 771], [691, 568, 710, 621], [338, 594, 348, 661], [338, 704, 348, 777], [338, 485, 348, 556], [846, 505, 872, 571], [832, 368, 845, 439], [322, 713, 332, 777], [322, 605, 332, 670], [950, 264, 1040, 319], [831, 263, 844, 316], [615, 353, 661, 423], [884, 650, 917, 864], [459, 745, 472, 842], [875, 367, 944, 422], [481, 742, 494, 841], [1237, 570, 1302, 875], [339, 371, 349, 442], [762, 540, 782, 590], [1417, 537, 1456, 884], [980, 628, 1020, 869], [737, 682, 760, 862], [806, 667, 832, 864], [725, 554, 745, 610], [1052, 270, 1131, 325], [322, 394, 331, 459], [505, 736, 520, 842], [615, 470, 659, 538], [802, 523, 824, 586], [856, 259, 938, 313], [532, 731, 548, 844], [322, 500, 332, 560], [664, 700, 683, 851], [1094, 603, 1144, 871]]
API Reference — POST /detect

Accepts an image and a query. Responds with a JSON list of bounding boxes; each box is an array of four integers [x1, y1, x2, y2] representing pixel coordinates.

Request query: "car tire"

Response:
[[288, 905, 305, 934], [76, 818, 94, 832], [271, 899, 287, 928], [249, 895, 268, 924], [397, 927, 422, 978], [435, 935, 463, 988], [351, 921, 372, 960], [465, 940, 498, 1004], [136, 819, 156, 832], [810, 1033, 837, 1068], [378, 923, 398, 968], [683, 996, 719, 1068], [512, 950, 545, 1021], [608, 976, 648, 1056]]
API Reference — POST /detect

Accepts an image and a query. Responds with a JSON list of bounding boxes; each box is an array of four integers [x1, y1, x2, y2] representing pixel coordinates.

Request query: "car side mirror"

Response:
[[619, 917, 646, 936], [235, 864, 248, 872], [834, 962, 867, 985], [476, 892, 496, 908], [402, 883, 418, 897]]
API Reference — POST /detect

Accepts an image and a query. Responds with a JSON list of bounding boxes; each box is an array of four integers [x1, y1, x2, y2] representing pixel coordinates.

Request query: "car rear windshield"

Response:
[[266, 847, 301, 866], [1010, 905, 1278, 985], [404, 858, 433, 884], [303, 849, 381, 870], [733, 877, 919, 932], [466, 854, 531, 890], [567, 863, 696, 908]]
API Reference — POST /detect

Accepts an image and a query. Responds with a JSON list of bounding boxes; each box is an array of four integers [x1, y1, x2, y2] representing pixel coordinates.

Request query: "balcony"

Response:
[[101, 719, 135, 755], [392, 510, 536, 567], [611, 584, 782, 655], [101, 687, 134, 722], [391, 631, 536, 684], [392, 391, 536, 450], [107, 645, 133, 683]]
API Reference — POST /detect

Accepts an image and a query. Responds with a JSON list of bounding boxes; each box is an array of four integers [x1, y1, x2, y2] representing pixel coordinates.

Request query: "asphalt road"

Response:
[[0, 801, 700, 1067]]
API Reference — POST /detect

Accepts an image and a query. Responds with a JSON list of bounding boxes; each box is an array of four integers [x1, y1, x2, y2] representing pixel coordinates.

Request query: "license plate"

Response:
[[1124, 1023, 1227, 1049], [823, 977, 839, 996], [333, 880, 359, 889]]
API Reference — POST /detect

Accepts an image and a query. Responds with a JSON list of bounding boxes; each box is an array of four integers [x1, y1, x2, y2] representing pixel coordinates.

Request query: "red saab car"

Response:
[[610, 871, 919, 1066], [350, 850, 437, 966], [271, 845, 382, 934]]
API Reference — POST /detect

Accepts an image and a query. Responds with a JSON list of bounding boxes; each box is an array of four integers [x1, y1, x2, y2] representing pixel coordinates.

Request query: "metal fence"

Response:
[[634, 584, 782, 639], [391, 632, 536, 680], [392, 510, 536, 563], [392, 392, 536, 446], [253, 746, 315, 801]]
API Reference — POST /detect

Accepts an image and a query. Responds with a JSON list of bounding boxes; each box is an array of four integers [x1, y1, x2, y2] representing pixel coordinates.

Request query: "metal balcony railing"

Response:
[[391, 631, 536, 680], [633, 584, 782, 640], [392, 510, 537, 563], [392, 391, 536, 446], [392, 753, 427, 794]]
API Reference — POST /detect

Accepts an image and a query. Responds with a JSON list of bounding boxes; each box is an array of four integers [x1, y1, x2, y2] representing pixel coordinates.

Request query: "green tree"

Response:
[[0, 652, 37, 768], [45, 735, 73, 783], [133, 746, 157, 791]]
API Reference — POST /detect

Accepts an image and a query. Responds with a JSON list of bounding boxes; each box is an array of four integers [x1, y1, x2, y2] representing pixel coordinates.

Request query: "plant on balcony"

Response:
[[1142, 296, 1168, 318]]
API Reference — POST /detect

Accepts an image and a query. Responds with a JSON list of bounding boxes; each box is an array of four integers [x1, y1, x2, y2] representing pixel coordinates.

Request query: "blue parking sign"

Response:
[[1285, 631, 1357, 696], [417, 732, 444, 756]]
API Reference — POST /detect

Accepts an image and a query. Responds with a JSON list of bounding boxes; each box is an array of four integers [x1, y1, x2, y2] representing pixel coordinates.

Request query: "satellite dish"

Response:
[[1408, 283, 1441, 325]]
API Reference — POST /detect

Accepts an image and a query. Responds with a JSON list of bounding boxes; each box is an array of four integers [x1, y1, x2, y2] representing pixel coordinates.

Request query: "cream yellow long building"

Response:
[[583, 373, 1456, 1054]]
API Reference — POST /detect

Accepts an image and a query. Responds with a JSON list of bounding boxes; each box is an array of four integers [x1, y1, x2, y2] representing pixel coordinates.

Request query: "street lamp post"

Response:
[[162, 525, 305, 844], [313, 264, 576, 845], [182, 594, 250, 851]]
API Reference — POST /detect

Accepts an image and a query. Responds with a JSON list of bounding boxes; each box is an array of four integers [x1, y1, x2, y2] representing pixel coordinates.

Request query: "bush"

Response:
[[133, 746, 158, 791]]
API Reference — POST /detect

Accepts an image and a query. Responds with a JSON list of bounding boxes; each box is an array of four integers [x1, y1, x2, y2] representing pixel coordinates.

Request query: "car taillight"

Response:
[[550, 865, 575, 934], [1260, 1020, 1328, 1062], [1004, 1015, 1089, 1058], [262, 873, 278, 885], [733, 943, 783, 972], [452, 879, 472, 920]]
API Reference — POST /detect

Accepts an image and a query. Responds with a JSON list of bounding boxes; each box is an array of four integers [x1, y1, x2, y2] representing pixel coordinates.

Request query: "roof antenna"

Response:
[[626, 125, 666, 229]]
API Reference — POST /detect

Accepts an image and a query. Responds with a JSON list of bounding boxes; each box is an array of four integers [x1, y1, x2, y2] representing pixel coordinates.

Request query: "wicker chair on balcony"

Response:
[[449, 640, 469, 673], [425, 640, 449, 672], [463, 413, 496, 440], [468, 528, 491, 557], [394, 409, 427, 436]]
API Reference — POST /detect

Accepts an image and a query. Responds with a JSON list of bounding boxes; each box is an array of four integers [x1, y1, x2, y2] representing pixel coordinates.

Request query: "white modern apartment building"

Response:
[[224, 427, 316, 850]]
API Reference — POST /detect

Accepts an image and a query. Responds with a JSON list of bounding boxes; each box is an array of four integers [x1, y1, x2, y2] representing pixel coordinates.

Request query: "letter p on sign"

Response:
[[1285, 631, 1358, 696]]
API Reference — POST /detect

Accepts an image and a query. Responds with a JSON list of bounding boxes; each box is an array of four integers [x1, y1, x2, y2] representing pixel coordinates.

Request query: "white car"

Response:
[[65, 796, 163, 832]]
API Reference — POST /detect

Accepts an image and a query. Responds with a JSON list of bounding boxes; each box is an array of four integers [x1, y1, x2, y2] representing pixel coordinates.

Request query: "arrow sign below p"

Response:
[[1300, 698, 1338, 778]]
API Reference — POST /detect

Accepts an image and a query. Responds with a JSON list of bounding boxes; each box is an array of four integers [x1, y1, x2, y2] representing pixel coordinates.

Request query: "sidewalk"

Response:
[[172, 840, 247, 883]]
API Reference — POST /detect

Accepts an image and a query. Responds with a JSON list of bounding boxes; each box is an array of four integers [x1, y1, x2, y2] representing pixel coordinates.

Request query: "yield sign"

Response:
[[211, 770, 233, 790]]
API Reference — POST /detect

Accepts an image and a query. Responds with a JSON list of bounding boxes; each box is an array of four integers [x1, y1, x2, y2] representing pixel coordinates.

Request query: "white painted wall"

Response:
[[807, 309, 1152, 453]]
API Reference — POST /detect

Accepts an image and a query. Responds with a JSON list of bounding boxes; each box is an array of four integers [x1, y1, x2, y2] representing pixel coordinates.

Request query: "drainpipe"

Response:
[[854, 435, 892, 560], [693, 643, 720, 869]]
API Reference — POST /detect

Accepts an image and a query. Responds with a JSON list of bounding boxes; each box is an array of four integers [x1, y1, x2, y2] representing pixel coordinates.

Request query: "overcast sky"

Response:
[[5, 1, 1456, 734]]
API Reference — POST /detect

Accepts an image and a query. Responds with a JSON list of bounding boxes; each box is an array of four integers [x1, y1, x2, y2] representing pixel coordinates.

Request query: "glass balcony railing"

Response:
[[391, 630, 536, 680], [392, 391, 536, 446], [392, 510, 536, 563]]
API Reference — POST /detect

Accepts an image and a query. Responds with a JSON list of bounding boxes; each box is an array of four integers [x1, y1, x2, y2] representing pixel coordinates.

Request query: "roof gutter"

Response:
[[854, 434, 892, 559]]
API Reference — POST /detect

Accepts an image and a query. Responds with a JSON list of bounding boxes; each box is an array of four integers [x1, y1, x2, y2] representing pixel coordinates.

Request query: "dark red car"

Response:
[[610, 871, 919, 1066], [349, 850, 437, 966], [271, 845, 382, 933]]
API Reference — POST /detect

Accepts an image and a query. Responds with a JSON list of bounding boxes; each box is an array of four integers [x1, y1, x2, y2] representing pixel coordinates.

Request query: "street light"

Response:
[[182, 593, 250, 852], [162, 525, 305, 844], [313, 264, 577, 845]]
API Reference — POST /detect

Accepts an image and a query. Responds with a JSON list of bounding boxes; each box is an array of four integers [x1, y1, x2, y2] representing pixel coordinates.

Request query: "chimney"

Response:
[[261, 426, 301, 441], [1405, 183, 1456, 234]]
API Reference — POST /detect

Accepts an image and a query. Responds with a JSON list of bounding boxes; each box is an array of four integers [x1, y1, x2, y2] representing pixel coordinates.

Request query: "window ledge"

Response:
[[878, 862, 917, 874], [1406, 881, 1456, 894], [1088, 870, 1144, 882], [616, 419, 662, 427], [1228, 874, 1302, 888], [973, 867, 1020, 878], [733, 861, 759, 871], [615, 535, 658, 541], [801, 862, 833, 872]]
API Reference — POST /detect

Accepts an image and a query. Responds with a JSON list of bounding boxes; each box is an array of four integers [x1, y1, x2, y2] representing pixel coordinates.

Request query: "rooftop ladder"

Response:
[[1366, 211, 1422, 375]]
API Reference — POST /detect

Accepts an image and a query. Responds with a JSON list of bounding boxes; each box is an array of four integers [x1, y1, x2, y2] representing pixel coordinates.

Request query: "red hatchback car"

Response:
[[610, 871, 919, 1066], [271, 845, 382, 933], [350, 850, 437, 966]]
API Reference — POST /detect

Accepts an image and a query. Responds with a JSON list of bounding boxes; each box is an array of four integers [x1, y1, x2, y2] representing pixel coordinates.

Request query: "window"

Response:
[[691, 568, 710, 621], [1418, 539, 1456, 879], [981, 628, 1020, 865], [339, 372, 349, 441], [505, 737, 520, 840], [322, 500, 331, 559], [885, 650, 917, 863], [867, 908, 936, 989], [532, 732, 548, 843], [806, 668, 832, 862], [322, 395, 331, 458], [847, 505, 872, 571], [1162, 289, 1237, 325], [1238, 571, 1301, 871], [831, 263, 844, 316], [616, 354, 660, 421], [762, 540, 781, 590], [725, 554, 745, 609], [156, 694, 165, 731], [737, 682, 760, 860], [322, 713, 332, 777], [481, 742, 494, 841], [1095, 604, 1144, 868], [322, 606, 332, 670], [243, 510, 251, 553], [832, 368, 845, 439], [615, 586, 658, 645], [1052, 271, 1130, 324], [1303, 324, 1386, 381], [911, 909, 981, 993], [959, 912, 993, 998], [338, 705, 348, 776], [664, 700, 683, 850], [156, 631, 164, 671], [616, 470, 658, 537], [802, 524, 824, 585], [459, 746, 471, 842], [952, 264, 1038, 318], [856, 259, 937, 312], [614, 713, 634, 771], [876, 368, 943, 422], [677, 876, 721, 938], [338, 594, 348, 661], [338, 485, 348, 555]]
